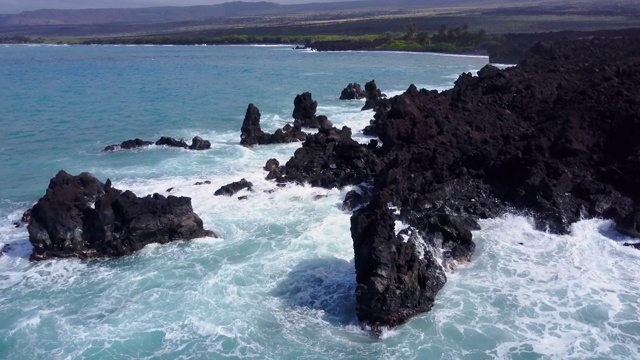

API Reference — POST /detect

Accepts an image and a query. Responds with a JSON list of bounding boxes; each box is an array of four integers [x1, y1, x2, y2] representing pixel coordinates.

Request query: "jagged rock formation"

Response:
[[240, 104, 306, 146], [361, 80, 386, 111], [292, 92, 333, 129], [351, 191, 446, 329], [279, 126, 382, 188], [27, 171, 215, 261], [275, 37, 640, 330]]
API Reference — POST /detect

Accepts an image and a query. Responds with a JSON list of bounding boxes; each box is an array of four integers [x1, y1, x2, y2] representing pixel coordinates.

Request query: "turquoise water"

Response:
[[1, 44, 639, 359]]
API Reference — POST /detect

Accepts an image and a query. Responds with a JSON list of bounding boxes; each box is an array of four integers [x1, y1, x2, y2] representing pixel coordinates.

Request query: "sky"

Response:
[[0, 0, 341, 14]]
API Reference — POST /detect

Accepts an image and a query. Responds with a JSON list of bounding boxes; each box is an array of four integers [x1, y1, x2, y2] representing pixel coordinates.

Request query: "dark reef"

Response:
[[103, 135, 213, 152]]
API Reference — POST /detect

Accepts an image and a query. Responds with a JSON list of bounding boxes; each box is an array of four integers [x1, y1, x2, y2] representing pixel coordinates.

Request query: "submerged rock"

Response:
[[105, 136, 211, 152], [27, 170, 214, 261], [155, 136, 188, 148], [189, 136, 211, 150], [214, 178, 253, 196], [103, 138, 153, 152]]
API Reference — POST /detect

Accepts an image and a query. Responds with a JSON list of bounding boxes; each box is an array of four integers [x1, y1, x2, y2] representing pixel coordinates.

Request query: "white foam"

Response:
[[428, 214, 640, 359]]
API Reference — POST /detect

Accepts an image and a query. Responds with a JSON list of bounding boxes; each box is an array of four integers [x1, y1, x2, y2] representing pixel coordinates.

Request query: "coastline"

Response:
[[1, 34, 640, 357]]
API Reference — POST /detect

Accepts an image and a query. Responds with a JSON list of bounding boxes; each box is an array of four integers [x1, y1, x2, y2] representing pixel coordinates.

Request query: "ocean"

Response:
[[0, 44, 638, 360]]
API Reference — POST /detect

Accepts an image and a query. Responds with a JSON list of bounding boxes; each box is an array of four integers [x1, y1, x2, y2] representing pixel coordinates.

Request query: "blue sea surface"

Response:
[[0, 44, 638, 360]]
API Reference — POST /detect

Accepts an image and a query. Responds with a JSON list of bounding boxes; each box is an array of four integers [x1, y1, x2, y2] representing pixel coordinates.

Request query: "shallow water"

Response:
[[1, 44, 638, 360]]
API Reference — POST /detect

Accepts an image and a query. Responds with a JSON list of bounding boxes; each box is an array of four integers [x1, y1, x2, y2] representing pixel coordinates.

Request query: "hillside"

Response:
[[0, 0, 638, 39], [0, 0, 542, 27]]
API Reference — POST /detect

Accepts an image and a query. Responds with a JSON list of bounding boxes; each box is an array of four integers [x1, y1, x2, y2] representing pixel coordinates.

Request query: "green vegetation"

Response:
[[377, 40, 423, 50], [81, 33, 385, 46], [375, 22, 488, 53]]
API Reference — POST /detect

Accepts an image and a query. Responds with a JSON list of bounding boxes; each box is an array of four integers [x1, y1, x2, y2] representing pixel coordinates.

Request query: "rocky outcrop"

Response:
[[340, 83, 365, 100], [361, 80, 386, 111], [214, 179, 253, 196], [27, 170, 214, 261], [264, 158, 283, 180], [292, 92, 333, 129], [103, 138, 153, 152], [189, 136, 211, 150], [275, 37, 640, 329], [280, 126, 382, 188], [155, 136, 188, 148], [351, 192, 446, 329], [240, 104, 306, 146]]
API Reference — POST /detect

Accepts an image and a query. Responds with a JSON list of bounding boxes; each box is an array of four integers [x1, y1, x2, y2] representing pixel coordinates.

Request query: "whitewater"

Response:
[[0, 44, 639, 360]]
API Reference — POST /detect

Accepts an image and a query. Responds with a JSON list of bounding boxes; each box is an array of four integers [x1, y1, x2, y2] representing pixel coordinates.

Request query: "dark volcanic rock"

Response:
[[240, 104, 306, 146], [156, 137, 188, 148], [292, 92, 325, 128], [403, 205, 480, 264], [277, 37, 640, 329], [264, 158, 284, 180], [351, 193, 446, 329], [103, 138, 153, 152], [361, 80, 386, 111], [624, 242, 640, 250], [281, 126, 382, 188], [264, 158, 280, 172], [13, 208, 32, 228], [342, 185, 373, 212], [27, 170, 214, 261], [214, 179, 253, 196], [189, 136, 211, 150], [340, 83, 365, 100], [240, 103, 264, 147], [616, 210, 640, 238]]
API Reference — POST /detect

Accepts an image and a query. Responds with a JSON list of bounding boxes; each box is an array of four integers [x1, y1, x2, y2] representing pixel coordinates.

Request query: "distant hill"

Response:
[[0, 0, 538, 27], [2, 2, 285, 26]]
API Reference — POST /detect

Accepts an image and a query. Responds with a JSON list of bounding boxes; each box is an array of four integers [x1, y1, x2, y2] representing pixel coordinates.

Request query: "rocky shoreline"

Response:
[[14, 36, 640, 333], [305, 28, 640, 64], [276, 37, 640, 330]]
